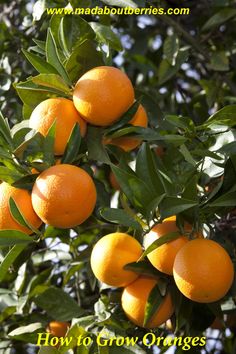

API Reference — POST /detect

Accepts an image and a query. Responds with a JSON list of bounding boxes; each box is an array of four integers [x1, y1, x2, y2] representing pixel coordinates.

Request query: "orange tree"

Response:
[[0, 1, 236, 354]]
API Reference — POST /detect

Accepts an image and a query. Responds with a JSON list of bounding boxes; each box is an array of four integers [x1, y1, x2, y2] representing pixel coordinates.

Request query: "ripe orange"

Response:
[[104, 104, 148, 151], [173, 239, 234, 303], [31, 164, 97, 228], [109, 171, 120, 190], [144, 216, 189, 275], [121, 276, 174, 328], [0, 182, 42, 235], [90, 232, 142, 287], [47, 321, 70, 337], [73, 66, 134, 126], [29, 98, 87, 156]]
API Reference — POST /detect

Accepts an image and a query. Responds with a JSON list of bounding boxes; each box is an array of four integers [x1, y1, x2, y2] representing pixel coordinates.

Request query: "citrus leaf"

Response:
[[43, 120, 56, 166], [0, 244, 27, 282], [59, 16, 95, 57], [159, 197, 198, 219], [163, 34, 179, 66], [100, 207, 142, 231], [136, 143, 165, 197], [100, 0, 138, 8], [22, 49, 58, 74], [32, 74, 71, 94], [0, 230, 34, 247], [87, 126, 110, 164], [104, 101, 140, 136], [46, 28, 71, 85], [34, 287, 84, 321], [111, 164, 154, 213], [0, 166, 23, 184], [124, 260, 160, 278], [0, 111, 13, 147], [143, 284, 163, 327], [204, 105, 236, 127], [209, 190, 236, 207], [65, 39, 104, 83], [9, 197, 41, 235], [202, 8, 236, 32], [140, 231, 180, 261], [90, 22, 122, 51], [61, 123, 81, 164]]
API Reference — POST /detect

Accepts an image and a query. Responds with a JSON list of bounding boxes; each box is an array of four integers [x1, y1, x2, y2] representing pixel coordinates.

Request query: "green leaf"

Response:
[[106, 126, 187, 145], [209, 190, 236, 207], [163, 34, 179, 66], [159, 197, 197, 219], [46, 29, 71, 85], [104, 101, 140, 136], [100, 208, 142, 231], [14, 130, 40, 158], [22, 49, 58, 74], [32, 74, 71, 94], [111, 165, 154, 213], [34, 287, 84, 321], [218, 141, 236, 155], [143, 284, 164, 327], [61, 123, 81, 164], [0, 230, 34, 247], [15, 79, 65, 108], [202, 8, 236, 32], [204, 105, 236, 127], [165, 115, 194, 131], [136, 143, 165, 198], [141, 231, 180, 260], [8, 322, 44, 339], [11, 120, 30, 137], [158, 48, 189, 85], [0, 244, 27, 282], [90, 22, 122, 51], [43, 120, 56, 165], [59, 16, 95, 57], [0, 166, 23, 184], [9, 197, 40, 235], [209, 51, 229, 72], [87, 126, 110, 164], [100, 0, 138, 8], [37, 347, 58, 354], [199, 80, 219, 107], [179, 144, 196, 166], [0, 111, 13, 147], [65, 39, 104, 83], [124, 260, 160, 278]]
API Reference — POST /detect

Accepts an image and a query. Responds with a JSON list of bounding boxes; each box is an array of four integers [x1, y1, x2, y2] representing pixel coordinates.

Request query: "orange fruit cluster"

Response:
[[144, 217, 234, 304], [0, 66, 150, 233], [90, 217, 234, 329], [90, 232, 174, 328]]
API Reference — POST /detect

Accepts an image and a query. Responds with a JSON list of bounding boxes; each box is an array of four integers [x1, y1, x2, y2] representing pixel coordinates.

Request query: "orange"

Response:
[[90, 232, 142, 287], [31, 164, 97, 228], [0, 182, 42, 235], [109, 171, 120, 190], [47, 321, 70, 337], [144, 216, 189, 275], [121, 276, 174, 328], [173, 239, 234, 303], [73, 66, 134, 126], [29, 98, 87, 155], [104, 104, 148, 151]]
